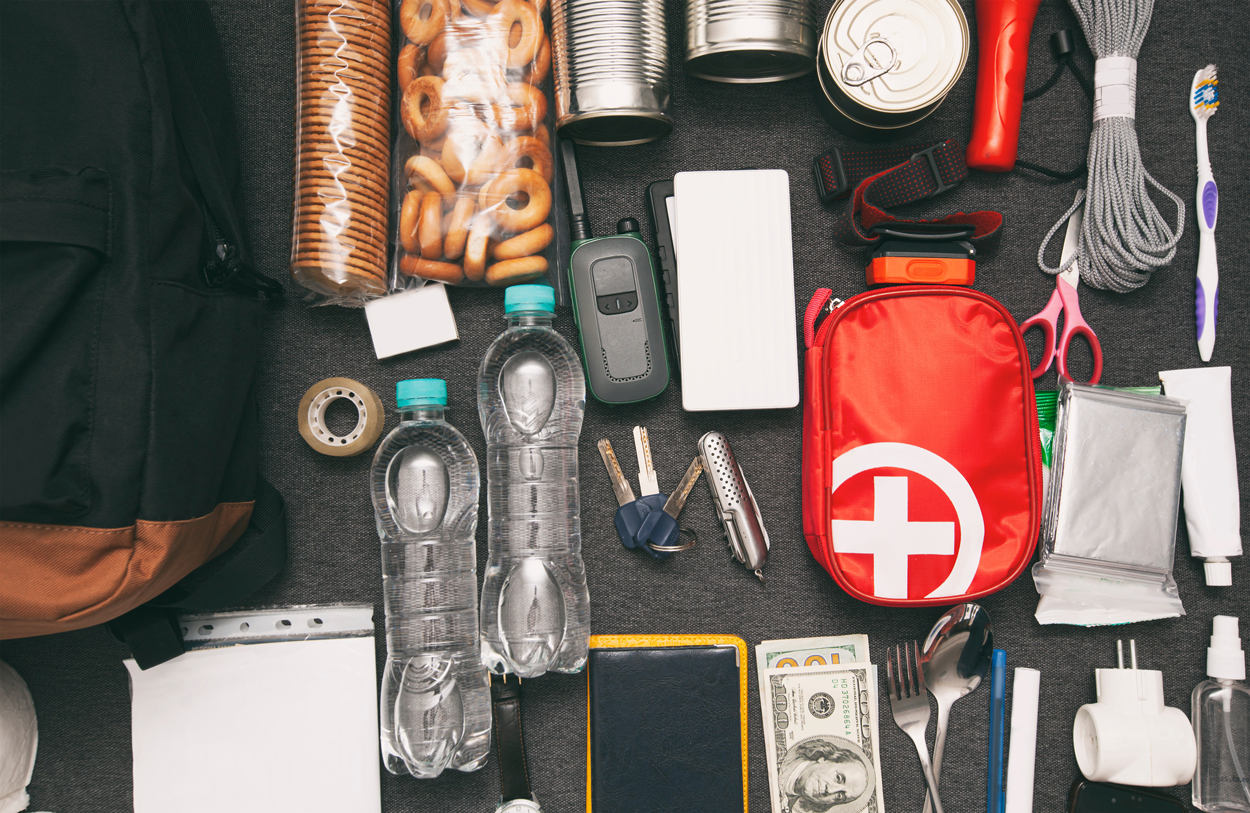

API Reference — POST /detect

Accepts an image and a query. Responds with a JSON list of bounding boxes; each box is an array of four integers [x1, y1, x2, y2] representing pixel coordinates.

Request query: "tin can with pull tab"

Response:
[[816, 0, 969, 141]]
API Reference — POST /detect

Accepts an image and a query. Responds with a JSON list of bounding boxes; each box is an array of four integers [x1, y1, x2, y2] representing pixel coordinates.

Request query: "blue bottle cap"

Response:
[[504, 284, 555, 315], [396, 378, 447, 409]]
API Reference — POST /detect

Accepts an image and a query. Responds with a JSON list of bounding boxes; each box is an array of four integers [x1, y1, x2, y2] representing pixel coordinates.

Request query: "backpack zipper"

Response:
[[148, 6, 282, 301], [200, 207, 283, 298]]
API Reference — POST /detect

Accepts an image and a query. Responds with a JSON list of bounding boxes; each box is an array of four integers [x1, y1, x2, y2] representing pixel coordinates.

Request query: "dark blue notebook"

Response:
[[587, 637, 746, 813]]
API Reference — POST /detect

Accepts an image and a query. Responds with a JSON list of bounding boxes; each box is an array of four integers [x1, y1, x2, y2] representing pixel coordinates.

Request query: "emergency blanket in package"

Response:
[[1032, 381, 1188, 625], [802, 286, 1044, 607]]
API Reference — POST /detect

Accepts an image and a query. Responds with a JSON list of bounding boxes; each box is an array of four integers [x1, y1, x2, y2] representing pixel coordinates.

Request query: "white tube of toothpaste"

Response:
[[1159, 366, 1242, 586]]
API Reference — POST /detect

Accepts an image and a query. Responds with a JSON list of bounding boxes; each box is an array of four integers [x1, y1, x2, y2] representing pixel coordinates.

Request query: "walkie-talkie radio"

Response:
[[561, 140, 669, 404]]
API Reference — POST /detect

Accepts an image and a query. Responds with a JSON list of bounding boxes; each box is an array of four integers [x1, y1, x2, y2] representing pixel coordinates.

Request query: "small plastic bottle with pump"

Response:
[[371, 379, 490, 779], [1193, 615, 1250, 811], [478, 284, 591, 679]]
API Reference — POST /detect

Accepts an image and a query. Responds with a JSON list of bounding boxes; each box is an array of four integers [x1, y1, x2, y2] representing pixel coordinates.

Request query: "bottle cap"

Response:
[[504, 284, 556, 315], [1207, 615, 1246, 681], [1204, 560, 1233, 587], [396, 378, 447, 410]]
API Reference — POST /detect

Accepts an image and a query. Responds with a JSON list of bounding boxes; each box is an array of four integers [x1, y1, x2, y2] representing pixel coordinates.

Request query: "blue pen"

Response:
[[987, 649, 1007, 813]]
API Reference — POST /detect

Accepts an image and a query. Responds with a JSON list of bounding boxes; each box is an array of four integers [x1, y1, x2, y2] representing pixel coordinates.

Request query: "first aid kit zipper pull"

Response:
[[803, 288, 844, 348]]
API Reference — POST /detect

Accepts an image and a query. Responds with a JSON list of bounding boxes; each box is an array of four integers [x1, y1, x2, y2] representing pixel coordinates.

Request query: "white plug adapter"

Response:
[[1072, 639, 1196, 787]]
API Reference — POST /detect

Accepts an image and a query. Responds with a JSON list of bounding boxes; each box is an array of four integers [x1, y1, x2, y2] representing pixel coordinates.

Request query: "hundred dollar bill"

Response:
[[760, 663, 885, 813], [757, 635, 870, 671]]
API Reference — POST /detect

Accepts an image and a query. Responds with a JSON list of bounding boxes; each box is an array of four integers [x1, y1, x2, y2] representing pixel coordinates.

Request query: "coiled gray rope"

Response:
[[1037, 0, 1185, 292]]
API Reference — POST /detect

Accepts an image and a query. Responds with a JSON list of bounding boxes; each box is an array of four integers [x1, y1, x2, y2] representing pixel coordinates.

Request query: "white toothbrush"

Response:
[[1190, 65, 1220, 362]]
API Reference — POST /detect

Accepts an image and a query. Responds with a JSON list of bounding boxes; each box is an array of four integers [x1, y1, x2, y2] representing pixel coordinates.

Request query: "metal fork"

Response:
[[885, 641, 945, 813]]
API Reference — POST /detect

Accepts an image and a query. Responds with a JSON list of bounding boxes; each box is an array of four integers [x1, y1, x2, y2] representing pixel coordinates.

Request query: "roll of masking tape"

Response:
[[298, 377, 385, 457]]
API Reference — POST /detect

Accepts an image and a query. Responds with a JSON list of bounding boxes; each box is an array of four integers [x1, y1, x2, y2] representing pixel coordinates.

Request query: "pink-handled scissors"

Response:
[[1021, 200, 1104, 384]]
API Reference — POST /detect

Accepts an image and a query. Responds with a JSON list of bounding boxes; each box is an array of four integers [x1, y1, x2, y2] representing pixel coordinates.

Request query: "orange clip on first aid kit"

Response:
[[802, 286, 1043, 606]]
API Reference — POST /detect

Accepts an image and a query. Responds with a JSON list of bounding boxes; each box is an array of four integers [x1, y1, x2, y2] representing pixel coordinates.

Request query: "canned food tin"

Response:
[[685, 0, 817, 84], [552, 0, 673, 146], [816, 0, 968, 140]]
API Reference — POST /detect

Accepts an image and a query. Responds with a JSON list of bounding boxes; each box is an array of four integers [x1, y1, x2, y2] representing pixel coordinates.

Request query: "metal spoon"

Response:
[[921, 603, 994, 813]]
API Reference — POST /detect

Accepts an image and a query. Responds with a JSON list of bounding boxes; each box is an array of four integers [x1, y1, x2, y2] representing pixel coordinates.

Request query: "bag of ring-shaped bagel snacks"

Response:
[[392, 0, 556, 289]]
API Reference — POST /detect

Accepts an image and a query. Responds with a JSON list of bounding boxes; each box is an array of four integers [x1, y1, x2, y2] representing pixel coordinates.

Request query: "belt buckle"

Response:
[[813, 147, 851, 204], [910, 143, 959, 201]]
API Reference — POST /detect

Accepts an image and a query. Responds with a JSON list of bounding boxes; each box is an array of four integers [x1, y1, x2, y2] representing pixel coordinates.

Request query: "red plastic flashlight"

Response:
[[966, 0, 1043, 172]]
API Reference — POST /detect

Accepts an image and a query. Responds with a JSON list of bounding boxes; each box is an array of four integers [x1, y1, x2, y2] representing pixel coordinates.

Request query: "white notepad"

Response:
[[127, 606, 380, 813], [672, 170, 799, 411]]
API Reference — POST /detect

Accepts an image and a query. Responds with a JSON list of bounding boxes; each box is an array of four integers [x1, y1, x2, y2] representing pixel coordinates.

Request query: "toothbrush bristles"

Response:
[[1193, 65, 1219, 116]]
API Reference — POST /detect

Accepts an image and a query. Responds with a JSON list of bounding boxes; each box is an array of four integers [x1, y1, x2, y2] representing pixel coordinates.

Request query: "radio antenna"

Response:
[[560, 139, 592, 242]]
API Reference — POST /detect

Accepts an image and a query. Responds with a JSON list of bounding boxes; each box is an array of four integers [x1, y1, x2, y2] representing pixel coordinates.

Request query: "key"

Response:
[[597, 439, 652, 550], [636, 456, 703, 554], [629, 426, 672, 559], [633, 426, 660, 496]]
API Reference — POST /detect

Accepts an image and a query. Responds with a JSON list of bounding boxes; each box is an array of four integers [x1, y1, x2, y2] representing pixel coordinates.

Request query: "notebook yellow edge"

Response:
[[585, 634, 749, 813]]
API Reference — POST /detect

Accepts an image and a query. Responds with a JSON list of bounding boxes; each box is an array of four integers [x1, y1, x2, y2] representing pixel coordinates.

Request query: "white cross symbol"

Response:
[[831, 476, 955, 599]]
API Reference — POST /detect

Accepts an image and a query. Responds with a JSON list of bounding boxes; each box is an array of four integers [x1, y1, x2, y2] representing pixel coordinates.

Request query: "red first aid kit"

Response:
[[802, 286, 1043, 606]]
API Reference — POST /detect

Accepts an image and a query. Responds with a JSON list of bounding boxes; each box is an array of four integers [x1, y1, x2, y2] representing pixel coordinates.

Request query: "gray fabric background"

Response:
[[4, 0, 1249, 810]]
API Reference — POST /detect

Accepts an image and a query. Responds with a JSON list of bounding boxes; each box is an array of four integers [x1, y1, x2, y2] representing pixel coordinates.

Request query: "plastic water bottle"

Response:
[[478, 285, 591, 678], [370, 379, 490, 778]]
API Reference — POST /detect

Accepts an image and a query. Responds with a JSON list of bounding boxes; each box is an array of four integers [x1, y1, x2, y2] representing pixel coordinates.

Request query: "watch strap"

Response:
[[492, 676, 533, 803]]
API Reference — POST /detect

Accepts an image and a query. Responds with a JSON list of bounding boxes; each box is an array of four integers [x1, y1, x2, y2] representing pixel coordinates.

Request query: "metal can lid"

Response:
[[822, 0, 968, 114]]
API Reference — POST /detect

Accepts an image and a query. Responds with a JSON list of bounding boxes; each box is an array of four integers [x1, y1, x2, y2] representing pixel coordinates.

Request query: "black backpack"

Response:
[[0, 0, 286, 668]]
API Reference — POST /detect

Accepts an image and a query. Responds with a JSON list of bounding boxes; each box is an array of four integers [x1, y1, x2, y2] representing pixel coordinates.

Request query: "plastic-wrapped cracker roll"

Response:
[[291, 0, 393, 304]]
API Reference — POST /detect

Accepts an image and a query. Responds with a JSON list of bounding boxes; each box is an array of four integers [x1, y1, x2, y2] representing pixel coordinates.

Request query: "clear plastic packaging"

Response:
[[391, 0, 555, 287], [291, 0, 393, 304], [1032, 380, 1188, 625]]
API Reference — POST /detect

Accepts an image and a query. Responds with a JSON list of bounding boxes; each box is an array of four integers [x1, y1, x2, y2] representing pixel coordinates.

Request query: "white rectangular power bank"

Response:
[[672, 169, 798, 411]]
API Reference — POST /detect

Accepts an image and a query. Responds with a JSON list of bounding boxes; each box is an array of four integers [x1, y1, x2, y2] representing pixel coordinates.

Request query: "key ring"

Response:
[[645, 526, 697, 554]]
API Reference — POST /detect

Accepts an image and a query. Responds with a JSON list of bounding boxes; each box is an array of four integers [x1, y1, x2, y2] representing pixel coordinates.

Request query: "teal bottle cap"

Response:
[[504, 284, 555, 315], [396, 378, 447, 409]]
